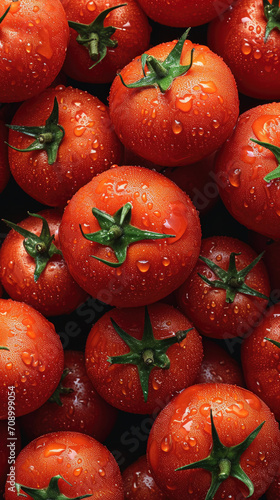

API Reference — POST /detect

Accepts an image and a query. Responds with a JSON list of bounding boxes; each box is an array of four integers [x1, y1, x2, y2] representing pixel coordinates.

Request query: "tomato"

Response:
[[109, 31, 239, 167], [0, 120, 9, 193], [0, 420, 21, 497], [5, 431, 124, 500], [135, 0, 236, 27], [85, 303, 203, 414], [241, 303, 280, 421], [215, 102, 280, 240], [0, 0, 69, 103], [62, 0, 151, 84], [176, 236, 270, 339], [7, 85, 123, 207], [208, 0, 280, 100], [122, 455, 168, 499], [147, 383, 280, 499], [59, 165, 201, 307], [19, 350, 118, 442], [0, 209, 88, 317], [0, 299, 64, 419], [195, 338, 245, 386]]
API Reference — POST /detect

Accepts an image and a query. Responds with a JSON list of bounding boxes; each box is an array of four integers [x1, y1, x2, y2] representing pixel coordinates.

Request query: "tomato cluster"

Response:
[[1, 0, 280, 499]]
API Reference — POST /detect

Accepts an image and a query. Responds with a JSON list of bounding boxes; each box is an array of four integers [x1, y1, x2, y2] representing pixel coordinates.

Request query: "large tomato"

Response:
[[122, 455, 168, 499], [109, 31, 239, 167], [59, 165, 201, 307], [0, 0, 69, 103]]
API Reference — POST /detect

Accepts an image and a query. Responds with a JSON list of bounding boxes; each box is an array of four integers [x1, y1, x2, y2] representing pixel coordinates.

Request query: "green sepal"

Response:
[[175, 409, 265, 500], [108, 306, 192, 402], [80, 202, 175, 267], [263, 0, 280, 42], [48, 369, 74, 406], [16, 475, 92, 500], [118, 28, 194, 92], [250, 138, 280, 182], [6, 97, 65, 165], [2, 212, 62, 282], [0, 346, 9, 350], [198, 251, 269, 304], [68, 4, 126, 69], [0, 3, 10, 24], [264, 337, 280, 349]]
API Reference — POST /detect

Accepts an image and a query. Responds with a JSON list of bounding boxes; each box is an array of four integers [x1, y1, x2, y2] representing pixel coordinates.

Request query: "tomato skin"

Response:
[[208, 0, 280, 100], [0, 299, 64, 419], [0, 420, 21, 496], [215, 103, 280, 240], [7, 86, 123, 207], [147, 383, 280, 499], [4, 431, 124, 500], [176, 236, 270, 339], [0, 120, 10, 193], [62, 0, 151, 84], [85, 303, 203, 414], [59, 165, 201, 307], [241, 304, 280, 421], [0, 209, 88, 317], [109, 40, 239, 167], [19, 350, 118, 442], [135, 0, 236, 27], [0, 0, 69, 103], [248, 230, 280, 293], [266, 474, 280, 500], [122, 455, 168, 499]]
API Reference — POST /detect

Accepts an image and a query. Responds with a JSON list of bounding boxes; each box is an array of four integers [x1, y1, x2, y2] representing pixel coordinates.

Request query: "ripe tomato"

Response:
[[62, 0, 151, 84], [109, 31, 239, 167], [0, 0, 69, 103], [19, 350, 118, 442], [176, 236, 270, 339], [208, 0, 280, 100], [0, 420, 21, 497], [195, 338, 245, 386], [122, 455, 168, 499], [7, 85, 123, 207], [241, 303, 280, 421], [85, 303, 203, 414], [147, 383, 280, 499], [0, 120, 9, 193], [135, 0, 236, 27], [215, 102, 280, 240], [0, 209, 88, 317], [59, 165, 201, 307], [5, 431, 124, 500], [0, 299, 64, 419]]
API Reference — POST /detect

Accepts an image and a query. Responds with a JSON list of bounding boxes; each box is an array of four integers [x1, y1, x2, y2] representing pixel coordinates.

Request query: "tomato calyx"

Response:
[[108, 306, 192, 402], [0, 346, 9, 350], [264, 337, 280, 348], [5, 98, 65, 165], [263, 0, 280, 42], [80, 202, 175, 267], [118, 28, 194, 93], [250, 138, 280, 182], [48, 369, 74, 406], [68, 4, 127, 69], [175, 410, 265, 500], [2, 212, 62, 282], [16, 474, 92, 500], [0, 4, 11, 24], [198, 251, 269, 303]]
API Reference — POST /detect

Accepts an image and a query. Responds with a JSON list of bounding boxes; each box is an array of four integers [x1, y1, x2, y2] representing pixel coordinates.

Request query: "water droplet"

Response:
[[136, 260, 150, 273], [161, 435, 173, 452], [74, 126, 85, 137], [162, 257, 170, 267], [241, 145, 255, 164], [212, 119, 220, 129], [38, 364, 46, 372], [116, 181, 128, 192], [253, 49, 262, 59], [44, 443, 66, 457], [86, 0, 96, 10], [229, 168, 241, 187], [226, 402, 249, 418], [162, 202, 189, 244], [234, 305, 239, 314], [241, 42, 252, 55], [172, 120, 183, 134], [98, 468, 106, 477], [200, 81, 217, 93], [152, 378, 161, 390], [6, 362, 13, 370], [175, 95, 193, 112], [73, 468, 83, 477], [21, 352, 32, 366]]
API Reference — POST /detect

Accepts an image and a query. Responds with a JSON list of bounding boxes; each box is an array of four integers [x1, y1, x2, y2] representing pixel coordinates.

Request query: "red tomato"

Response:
[[5, 431, 124, 500], [122, 455, 168, 499], [241, 304, 280, 421], [59, 165, 201, 307], [215, 103, 280, 240], [0, 120, 10, 193], [147, 383, 280, 499], [0, 209, 88, 317], [208, 0, 280, 100], [0, 420, 21, 497], [176, 236, 270, 339], [7, 86, 123, 207], [135, 0, 236, 27], [0, 299, 64, 419], [109, 33, 239, 167], [0, 0, 69, 103], [19, 350, 118, 442], [195, 338, 245, 386], [85, 303, 203, 414], [62, 0, 151, 84]]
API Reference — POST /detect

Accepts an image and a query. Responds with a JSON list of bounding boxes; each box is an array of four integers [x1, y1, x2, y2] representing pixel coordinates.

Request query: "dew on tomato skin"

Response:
[[253, 49, 262, 59], [228, 168, 241, 188], [161, 435, 173, 453], [136, 260, 150, 273], [73, 468, 83, 477], [212, 119, 220, 129], [44, 443, 67, 457], [172, 120, 183, 135], [21, 352, 33, 366], [241, 42, 252, 55], [6, 362, 13, 370], [175, 95, 193, 112], [200, 81, 217, 94]]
